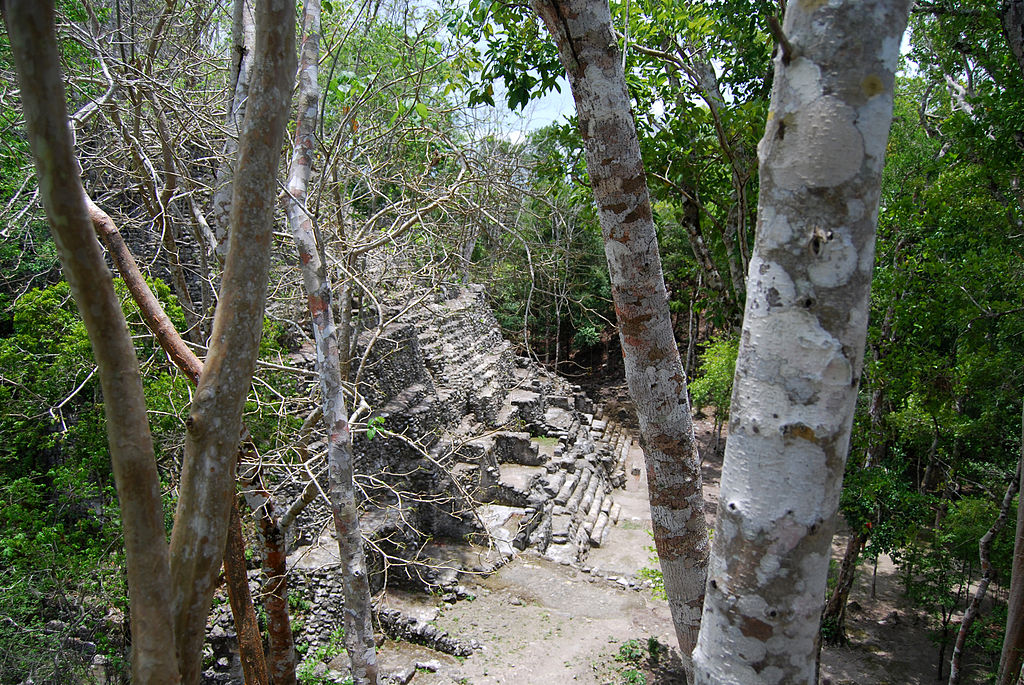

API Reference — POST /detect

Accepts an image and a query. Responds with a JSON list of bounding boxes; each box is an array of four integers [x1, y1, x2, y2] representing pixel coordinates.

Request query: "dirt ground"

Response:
[[371, 416, 987, 684]]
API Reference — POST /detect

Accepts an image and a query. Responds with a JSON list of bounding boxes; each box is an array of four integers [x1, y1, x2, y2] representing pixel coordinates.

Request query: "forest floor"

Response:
[[370, 402, 988, 685]]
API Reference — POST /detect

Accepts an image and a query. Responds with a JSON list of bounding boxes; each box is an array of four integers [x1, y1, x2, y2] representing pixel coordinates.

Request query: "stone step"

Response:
[[540, 470, 566, 498], [615, 436, 633, 471], [471, 385, 503, 425], [608, 424, 626, 452], [477, 504, 524, 559], [578, 471, 602, 518], [544, 541, 578, 565], [590, 511, 610, 547], [550, 512, 573, 544], [494, 402, 518, 427], [554, 472, 578, 506], [498, 463, 545, 492], [564, 467, 592, 513], [527, 511, 553, 551], [582, 491, 607, 537]]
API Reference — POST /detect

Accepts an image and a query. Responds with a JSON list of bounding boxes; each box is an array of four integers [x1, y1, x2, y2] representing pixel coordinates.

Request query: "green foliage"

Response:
[[637, 562, 666, 601], [0, 279, 186, 680], [0, 276, 301, 681], [366, 416, 385, 441], [900, 530, 962, 644], [617, 638, 646, 664], [638, 533, 666, 600], [840, 448, 932, 559], [965, 601, 1007, 680], [613, 637, 664, 685], [479, 123, 613, 364], [942, 495, 1014, 575], [689, 336, 738, 418], [845, 70, 1024, 638], [298, 626, 351, 685], [448, 0, 562, 110], [572, 324, 600, 350]]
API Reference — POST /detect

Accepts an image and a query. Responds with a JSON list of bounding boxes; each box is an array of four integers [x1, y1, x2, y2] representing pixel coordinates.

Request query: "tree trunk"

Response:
[[250, 492, 297, 685], [213, 0, 257, 263], [692, 2, 910, 682], [1003, 0, 1024, 80], [532, 0, 709, 675], [821, 307, 893, 645], [284, 1, 380, 682], [91, 198, 273, 685], [167, 0, 295, 681], [822, 530, 867, 646], [224, 501, 270, 685], [4, 2, 179, 681], [998, 405, 1024, 685], [949, 460, 1021, 685]]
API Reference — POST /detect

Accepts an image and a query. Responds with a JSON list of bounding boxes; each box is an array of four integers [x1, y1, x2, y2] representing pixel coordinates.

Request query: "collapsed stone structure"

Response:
[[205, 285, 639, 680]]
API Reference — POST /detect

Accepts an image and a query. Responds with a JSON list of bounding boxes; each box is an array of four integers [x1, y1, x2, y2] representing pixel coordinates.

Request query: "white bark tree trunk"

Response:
[[532, 0, 709, 675], [284, 2, 380, 683], [213, 0, 257, 262], [693, 2, 910, 683]]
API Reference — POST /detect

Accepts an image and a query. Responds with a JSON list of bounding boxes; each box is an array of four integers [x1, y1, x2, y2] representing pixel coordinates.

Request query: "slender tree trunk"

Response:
[[91, 197, 272, 685], [676, 198, 729, 304], [168, 1, 295, 681], [822, 530, 867, 646], [224, 502, 270, 685], [921, 419, 942, 495], [213, 0, 257, 262], [949, 460, 1021, 685], [284, 2, 380, 682], [998, 405, 1024, 685], [532, 0, 709, 676], [692, 2, 910, 682], [4, 2, 179, 681], [1003, 0, 1024, 80], [244, 490, 297, 685]]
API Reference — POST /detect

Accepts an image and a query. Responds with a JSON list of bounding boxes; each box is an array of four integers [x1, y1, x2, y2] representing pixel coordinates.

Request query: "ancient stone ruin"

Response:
[[204, 285, 639, 681]]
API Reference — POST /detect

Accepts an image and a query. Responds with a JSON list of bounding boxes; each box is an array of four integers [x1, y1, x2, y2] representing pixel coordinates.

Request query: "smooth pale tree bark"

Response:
[[998, 406, 1024, 685], [167, 0, 295, 681], [949, 459, 1020, 685], [692, 2, 910, 683], [213, 0, 257, 262], [284, 2, 380, 682], [89, 199, 269, 685], [532, 0, 709, 674], [822, 303, 895, 645], [3, 2, 179, 681]]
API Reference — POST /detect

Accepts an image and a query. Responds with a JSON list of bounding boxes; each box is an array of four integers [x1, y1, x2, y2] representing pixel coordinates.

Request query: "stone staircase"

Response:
[[217, 285, 646, 671]]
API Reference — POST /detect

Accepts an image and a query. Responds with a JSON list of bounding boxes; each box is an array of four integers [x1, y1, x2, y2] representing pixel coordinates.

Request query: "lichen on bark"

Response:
[[693, 2, 910, 683]]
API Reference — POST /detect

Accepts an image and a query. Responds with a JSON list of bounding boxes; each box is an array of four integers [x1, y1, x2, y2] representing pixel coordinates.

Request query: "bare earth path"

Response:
[[371, 416, 973, 684]]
